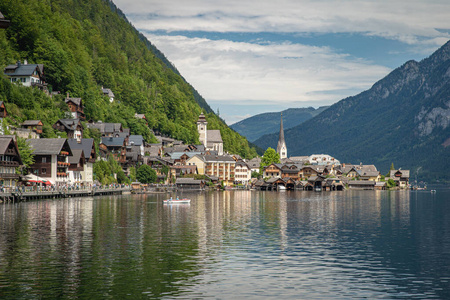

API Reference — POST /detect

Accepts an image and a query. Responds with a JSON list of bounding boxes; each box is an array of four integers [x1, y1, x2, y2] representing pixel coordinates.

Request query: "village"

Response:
[[0, 59, 411, 199]]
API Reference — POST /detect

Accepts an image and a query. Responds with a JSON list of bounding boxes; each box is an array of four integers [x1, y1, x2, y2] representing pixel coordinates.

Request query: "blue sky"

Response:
[[113, 0, 450, 124]]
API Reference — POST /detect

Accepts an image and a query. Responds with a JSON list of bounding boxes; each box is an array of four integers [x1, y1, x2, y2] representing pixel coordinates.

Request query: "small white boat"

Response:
[[163, 198, 191, 204]]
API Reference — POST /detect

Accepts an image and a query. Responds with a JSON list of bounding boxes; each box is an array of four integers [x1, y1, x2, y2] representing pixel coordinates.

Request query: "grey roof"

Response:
[[176, 178, 204, 185], [87, 122, 122, 134], [101, 137, 124, 147], [389, 169, 410, 178], [68, 149, 83, 164], [55, 119, 82, 130], [203, 155, 235, 163], [170, 152, 202, 160], [22, 120, 42, 126], [26, 138, 71, 155], [102, 88, 115, 98], [68, 138, 95, 159], [4, 62, 43, 77], [348, 180, 376, 186], [359, 171, 380, 177], [207, 130, 222, 143], [65, 97, 82, 106]]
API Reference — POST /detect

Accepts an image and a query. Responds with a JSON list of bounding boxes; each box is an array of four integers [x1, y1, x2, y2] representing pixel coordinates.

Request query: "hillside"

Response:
[[0, 0, 256, 158], [254, 41, 450, 182], [230, 106, 328, 142]]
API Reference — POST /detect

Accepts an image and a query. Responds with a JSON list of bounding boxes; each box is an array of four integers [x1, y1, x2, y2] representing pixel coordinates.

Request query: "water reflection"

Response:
[[0, 189, 449, 299]]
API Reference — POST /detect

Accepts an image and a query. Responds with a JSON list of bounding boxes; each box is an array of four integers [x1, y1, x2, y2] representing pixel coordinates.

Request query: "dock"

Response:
[[0, 187, 131, 203]]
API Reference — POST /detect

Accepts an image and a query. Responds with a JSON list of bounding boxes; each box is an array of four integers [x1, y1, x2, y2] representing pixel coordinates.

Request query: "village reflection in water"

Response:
[[1, 189, 449, 299]]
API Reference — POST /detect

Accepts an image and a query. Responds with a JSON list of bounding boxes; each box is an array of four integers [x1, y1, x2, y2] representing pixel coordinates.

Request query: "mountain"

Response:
[[254, 41, 450, 182], [0, 0, 256, 158], [230, 106, 329, 142]]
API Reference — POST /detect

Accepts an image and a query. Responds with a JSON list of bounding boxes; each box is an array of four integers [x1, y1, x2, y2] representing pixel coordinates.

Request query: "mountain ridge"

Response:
[[254, 40, 450, 182], [230, 106, 329, 142]]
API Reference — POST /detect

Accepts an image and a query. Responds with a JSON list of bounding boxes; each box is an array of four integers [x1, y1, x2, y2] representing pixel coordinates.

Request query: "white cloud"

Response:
[[115, 0, 450, 46], [145, 34, 391, 104]]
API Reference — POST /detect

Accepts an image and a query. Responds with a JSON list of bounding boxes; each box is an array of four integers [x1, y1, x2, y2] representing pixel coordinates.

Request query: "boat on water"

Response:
[[163, 198, 191, 204]]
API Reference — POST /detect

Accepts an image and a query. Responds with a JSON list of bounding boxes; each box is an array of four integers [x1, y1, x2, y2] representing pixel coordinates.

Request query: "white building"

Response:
[[308, 154, 341, 166], [197, 112, 223, 155], [234, 160, 252, 185]]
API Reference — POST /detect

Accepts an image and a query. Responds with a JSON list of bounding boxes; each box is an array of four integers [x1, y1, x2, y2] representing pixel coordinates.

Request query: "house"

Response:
[[308, 154, 340, 166], [53, 119, 83, 141], [263, 163, 283, 178], [175, 178, 205, 190], [389, 169, 410, 188], [234, 160, 251, 185], [185, 155, 206, 175], [128, 135, 145, 156], [68, 149, 85, 185], [0, 101, 7, 118], [26, 138, 73, 186], [247, 157, 261, 174], [280, 164, 303, 180], [3, 61, 47, 91], [301, 165, 324, 179], [102, 87, 115, 102], [87, 122, 123, 137], [0, 136, 22, 188], [191, 154, 236, 186], [68, 138, 96, 185], [347, 180, 376, 190], [0, 11, 10, 29], [21, 120, 43, 134], [65, 93, 85, 120], [99, 137, 126, 162]]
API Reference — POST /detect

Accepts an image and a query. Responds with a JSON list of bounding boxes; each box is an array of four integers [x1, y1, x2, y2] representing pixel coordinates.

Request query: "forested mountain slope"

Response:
[[231, 106, 328, 142], [254, 41, 450, 182], [0, 0, 256, 158]]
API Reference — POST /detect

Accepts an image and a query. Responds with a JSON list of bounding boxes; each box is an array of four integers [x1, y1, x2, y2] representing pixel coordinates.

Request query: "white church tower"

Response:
[[197, 112, 208, 147], [277, 112, 287, 160]]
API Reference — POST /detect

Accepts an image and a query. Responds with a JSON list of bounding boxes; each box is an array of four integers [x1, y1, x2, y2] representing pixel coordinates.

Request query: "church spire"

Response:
[[277, 112, 287, 159]]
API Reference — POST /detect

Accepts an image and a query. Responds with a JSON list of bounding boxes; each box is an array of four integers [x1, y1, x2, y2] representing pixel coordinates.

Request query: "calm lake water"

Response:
[[1, 188, 450, 299]]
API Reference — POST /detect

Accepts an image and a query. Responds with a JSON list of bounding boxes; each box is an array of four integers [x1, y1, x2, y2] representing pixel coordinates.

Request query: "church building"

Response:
[[197, 112, 223, 155], [277, 113, 287, 160]]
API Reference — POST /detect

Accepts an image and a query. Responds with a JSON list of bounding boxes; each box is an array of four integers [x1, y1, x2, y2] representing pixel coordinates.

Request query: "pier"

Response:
[[0, 186, 131, 203]]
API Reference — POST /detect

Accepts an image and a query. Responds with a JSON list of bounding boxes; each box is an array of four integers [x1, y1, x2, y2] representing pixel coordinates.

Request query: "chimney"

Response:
[[17, 60, 21, 67], [23, 59, 27, 65], [66, 92, 69, 99]]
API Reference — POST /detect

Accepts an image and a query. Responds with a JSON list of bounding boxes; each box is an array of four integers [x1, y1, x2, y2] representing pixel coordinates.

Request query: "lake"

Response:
[[0, 188, 449, 299]]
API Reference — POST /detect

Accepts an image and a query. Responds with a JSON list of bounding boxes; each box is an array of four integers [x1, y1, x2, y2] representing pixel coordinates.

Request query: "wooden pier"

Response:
[[0, 187, 131, 203]]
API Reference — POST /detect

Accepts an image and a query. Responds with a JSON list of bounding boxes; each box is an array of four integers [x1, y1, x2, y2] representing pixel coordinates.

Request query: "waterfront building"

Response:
[[234, 160, 251, 185], [187, 154, 235, 186], [0, 136, 22, 188], [389, 169, 410, 188], [26, 138, 72, 186], [68, 138, 96, 185], [276, 113, 287, 160]]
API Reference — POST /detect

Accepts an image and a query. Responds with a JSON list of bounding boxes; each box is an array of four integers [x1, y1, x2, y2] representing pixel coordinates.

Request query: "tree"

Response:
[[260, 148, 280, 173], [390, 163, 395, 170], [136, 164, 157, 184], [16, 137, 34, 173], [129, 166, 136, 182], [117, 170, 129, 184]]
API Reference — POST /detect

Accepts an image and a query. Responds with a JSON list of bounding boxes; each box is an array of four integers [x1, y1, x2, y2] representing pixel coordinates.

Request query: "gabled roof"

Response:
[[68, 149, 84, 164], [26, 138, 71, 155], [101, 137, 124, 147], [65, 97, 82, 106], [87, 122, 122, 134], [129, 135, 144, 146], [22, 120, 42, 126], [202, 154, 235, 163], [102, 88, 115, 98], [0, 137, 22, 164], [68, 138, 95, 159], [54, 119, 82, 131], [4, 62, 43, 77], [207, 130, 222, 143], [390, 169, 410, 178]]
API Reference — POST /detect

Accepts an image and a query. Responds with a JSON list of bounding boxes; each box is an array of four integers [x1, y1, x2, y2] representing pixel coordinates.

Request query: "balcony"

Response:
[[0, 161, 19, 167], [59, 151, 69, 156]]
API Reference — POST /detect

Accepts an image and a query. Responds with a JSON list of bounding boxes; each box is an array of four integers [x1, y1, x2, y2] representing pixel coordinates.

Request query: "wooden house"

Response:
[[21, 120, 43, 134], [0, 101, 7, 118], [0, 136, 22, 188]]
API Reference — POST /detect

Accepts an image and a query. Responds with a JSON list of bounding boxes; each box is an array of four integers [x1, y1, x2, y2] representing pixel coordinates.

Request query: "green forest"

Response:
[[0, 0, 257, 158]]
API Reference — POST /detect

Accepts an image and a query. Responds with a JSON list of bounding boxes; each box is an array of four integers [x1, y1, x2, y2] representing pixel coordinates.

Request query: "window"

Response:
[[42, 157, 46, 163], [41, 168, 46, 174]]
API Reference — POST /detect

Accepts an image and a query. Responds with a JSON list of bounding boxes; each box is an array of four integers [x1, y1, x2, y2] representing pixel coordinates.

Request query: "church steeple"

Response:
[[277, 112, 287, 159], [197, 112, 208, 147]]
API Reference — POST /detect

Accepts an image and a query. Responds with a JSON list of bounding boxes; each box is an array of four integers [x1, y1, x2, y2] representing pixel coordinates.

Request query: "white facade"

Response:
[[308, 154, 341, 166]]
